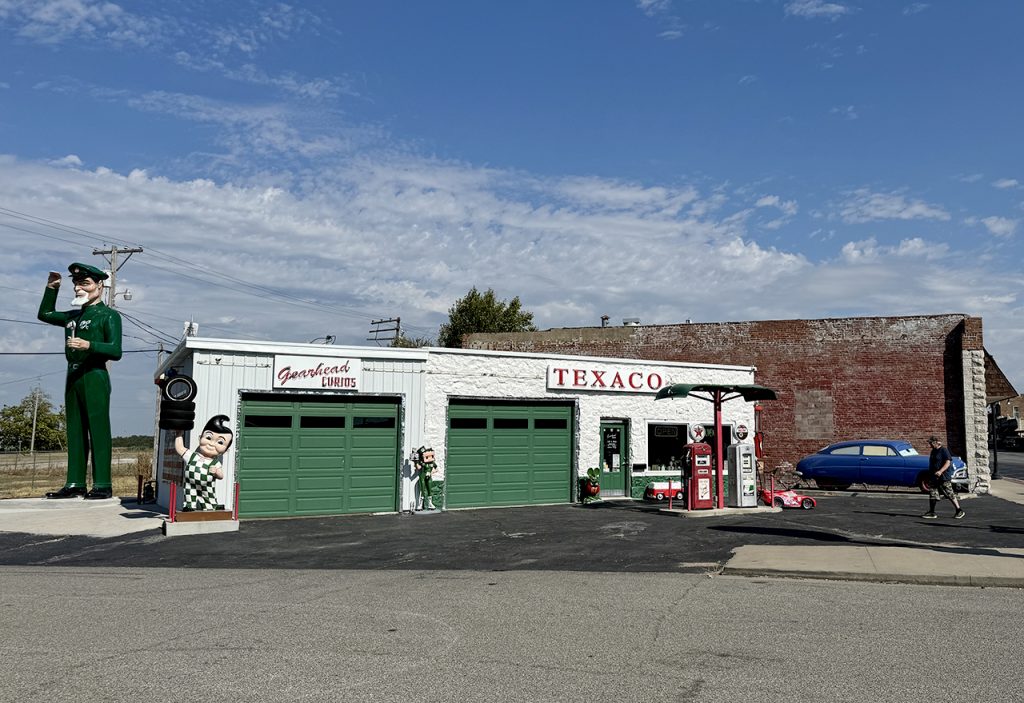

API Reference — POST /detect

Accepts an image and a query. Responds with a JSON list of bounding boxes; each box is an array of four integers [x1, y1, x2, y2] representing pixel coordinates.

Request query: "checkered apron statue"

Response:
[[174, 415, 234, 511]]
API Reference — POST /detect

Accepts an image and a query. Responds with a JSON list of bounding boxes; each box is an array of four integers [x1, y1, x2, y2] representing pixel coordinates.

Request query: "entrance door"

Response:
[[600, 422, 628, 496]]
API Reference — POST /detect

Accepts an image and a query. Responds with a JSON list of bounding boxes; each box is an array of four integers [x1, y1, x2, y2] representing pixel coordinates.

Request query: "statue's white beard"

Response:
[[71, 293, 89, 307]]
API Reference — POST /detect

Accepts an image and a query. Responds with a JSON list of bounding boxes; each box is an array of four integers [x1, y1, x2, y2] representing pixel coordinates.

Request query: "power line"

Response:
[[0, 317, 48, 326], [0, 349, 161, 355], [0, 370, 66, 387], [119, 310, 179, 345]]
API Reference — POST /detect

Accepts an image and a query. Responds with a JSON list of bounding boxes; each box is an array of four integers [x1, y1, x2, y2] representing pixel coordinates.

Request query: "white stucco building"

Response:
[[155, 338, 757, 517]]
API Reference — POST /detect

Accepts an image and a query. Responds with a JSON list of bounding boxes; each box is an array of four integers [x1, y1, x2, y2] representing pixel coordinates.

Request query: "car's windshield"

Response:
[[898, 446, 918, 457]]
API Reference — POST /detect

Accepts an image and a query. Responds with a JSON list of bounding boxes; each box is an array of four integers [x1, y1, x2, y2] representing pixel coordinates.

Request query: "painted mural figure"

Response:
[[175, 415, 234, 511], [37, 263, 123, 499], [412, 446, 437, 511]]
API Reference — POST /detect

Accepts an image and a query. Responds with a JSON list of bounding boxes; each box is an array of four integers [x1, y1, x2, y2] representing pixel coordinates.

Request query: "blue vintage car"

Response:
[[795, 439, 969, 492]]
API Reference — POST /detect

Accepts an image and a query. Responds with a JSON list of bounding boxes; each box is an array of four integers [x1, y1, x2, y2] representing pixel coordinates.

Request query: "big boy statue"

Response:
[[37, 263, 123, 499]]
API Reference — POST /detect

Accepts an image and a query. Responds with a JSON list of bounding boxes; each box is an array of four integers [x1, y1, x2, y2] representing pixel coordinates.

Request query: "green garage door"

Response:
[[446, 401, 573, 508], [238, 394, 400, 517]]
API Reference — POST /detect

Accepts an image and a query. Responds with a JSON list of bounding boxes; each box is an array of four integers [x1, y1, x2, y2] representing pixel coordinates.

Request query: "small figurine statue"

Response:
[[412, 446, 437, 511], [174, 415, 234, 511]]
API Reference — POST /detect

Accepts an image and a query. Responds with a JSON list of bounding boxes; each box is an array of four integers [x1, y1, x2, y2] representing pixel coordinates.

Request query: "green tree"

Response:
[[390, 334, 434, 348], [437, 287, 536, 348], [0, 388, 66, 452]]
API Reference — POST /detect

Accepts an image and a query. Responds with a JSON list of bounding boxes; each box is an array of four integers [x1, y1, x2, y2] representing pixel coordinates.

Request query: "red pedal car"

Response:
[[760, 488, 816, 510]]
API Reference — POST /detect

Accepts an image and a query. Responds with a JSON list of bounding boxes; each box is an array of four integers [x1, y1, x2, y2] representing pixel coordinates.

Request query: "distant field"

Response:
[[0, 449, 154, 499]]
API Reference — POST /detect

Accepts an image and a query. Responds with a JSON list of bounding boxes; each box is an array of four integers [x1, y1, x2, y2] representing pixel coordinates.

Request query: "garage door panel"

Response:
[[243, 476, 292, 492], [243, 497, 292, 514], [491, 468, 532, 484], [294, 495, 344, 513], [297, 434, 347, 450], [296, 476, 345, 491], [241, 435, 295, 451]]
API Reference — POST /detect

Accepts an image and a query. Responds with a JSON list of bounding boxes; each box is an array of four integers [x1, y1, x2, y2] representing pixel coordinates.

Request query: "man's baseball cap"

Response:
[[928, 435, 940, 443], [68, 263, 108, 281]]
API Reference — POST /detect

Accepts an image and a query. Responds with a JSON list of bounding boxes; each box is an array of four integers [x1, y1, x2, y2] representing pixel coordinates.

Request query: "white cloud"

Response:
[[830, 105, 858, 120], [635, 0, 685, 40], [784, 1, 854, 20], [738, 75, 758, 85], [0, 0, 162, 46], [837, 188, 950, 224], [992, 178, 1020, 190], [636, 0, 672, 17], [840, 237, 947, 263], [902, 3, 930, 15], [755, 195, 799, 216], [49, 154, 82, 167], [980, 216, 1018, 238], [956, 173, 984, 183]]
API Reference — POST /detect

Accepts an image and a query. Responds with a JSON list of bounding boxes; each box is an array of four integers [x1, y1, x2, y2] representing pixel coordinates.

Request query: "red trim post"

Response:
[[233, 481, 240, 521], [715, 390, 725, 509], [169, 482, 177, 523]]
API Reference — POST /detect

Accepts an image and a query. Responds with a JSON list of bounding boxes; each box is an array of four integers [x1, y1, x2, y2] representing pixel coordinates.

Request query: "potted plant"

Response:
[[581, 467, 601, 503]]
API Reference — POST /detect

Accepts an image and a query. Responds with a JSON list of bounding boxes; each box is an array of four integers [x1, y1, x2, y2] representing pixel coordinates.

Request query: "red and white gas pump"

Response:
[[684, 442, 714, 510]]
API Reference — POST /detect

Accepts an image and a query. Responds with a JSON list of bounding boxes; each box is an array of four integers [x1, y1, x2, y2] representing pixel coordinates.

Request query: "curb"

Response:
[[719, 566, 1024, 589]]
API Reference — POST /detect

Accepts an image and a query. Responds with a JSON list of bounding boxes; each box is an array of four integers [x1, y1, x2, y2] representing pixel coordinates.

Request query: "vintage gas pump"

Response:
[[726, 443, 758, 508], [684, 442, 714, 510]]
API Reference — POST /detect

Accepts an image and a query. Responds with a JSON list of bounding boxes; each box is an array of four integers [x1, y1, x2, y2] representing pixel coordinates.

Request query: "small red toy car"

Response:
[[760, 488, 816, 510], [645, 480, 684, 501]]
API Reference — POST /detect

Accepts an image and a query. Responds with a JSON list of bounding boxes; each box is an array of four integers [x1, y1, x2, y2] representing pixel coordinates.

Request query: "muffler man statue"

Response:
[[37, 263, 123, 499]]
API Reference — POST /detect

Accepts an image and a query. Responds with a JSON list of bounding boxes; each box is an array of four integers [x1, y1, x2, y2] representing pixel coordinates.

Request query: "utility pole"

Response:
[[367, 317, 400, 346], [29, 385, 40, 490], [93, 245, 143, 307]]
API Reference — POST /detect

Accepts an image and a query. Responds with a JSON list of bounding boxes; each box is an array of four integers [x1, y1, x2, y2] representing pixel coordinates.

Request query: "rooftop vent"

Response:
[[623, 318, 641, 327]]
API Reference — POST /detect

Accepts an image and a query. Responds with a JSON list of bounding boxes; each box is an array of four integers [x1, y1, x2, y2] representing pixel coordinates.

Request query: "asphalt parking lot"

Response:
[[2, 488, 1022, 572]]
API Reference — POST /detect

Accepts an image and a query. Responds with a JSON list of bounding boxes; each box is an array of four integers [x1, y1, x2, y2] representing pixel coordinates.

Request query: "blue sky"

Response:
[[1, 0, 1023, 435]]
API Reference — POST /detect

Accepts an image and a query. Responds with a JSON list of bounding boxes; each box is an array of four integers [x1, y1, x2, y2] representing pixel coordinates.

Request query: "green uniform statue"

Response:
[[37, 263, 123, 499], [413, 446, 436, 511]]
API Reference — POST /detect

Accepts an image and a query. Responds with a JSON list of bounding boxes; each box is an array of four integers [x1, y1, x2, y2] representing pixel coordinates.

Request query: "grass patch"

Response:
[[0, 450, 153, 499]]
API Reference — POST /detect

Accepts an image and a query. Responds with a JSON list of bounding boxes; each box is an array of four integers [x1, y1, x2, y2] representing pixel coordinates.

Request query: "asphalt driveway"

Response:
[[2, 489, 1023, 572]]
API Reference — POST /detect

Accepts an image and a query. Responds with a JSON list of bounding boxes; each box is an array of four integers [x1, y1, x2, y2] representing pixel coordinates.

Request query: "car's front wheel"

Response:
[[800, 498, 814, 510]]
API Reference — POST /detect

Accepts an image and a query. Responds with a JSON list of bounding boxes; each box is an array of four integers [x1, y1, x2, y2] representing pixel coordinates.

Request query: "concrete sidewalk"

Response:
[[0, 496, 165, 538], [723, 543, 1024, 588]]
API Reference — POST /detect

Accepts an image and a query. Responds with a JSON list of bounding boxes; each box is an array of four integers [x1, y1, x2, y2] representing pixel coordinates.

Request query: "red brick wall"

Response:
[[467, 315, 974, 469]]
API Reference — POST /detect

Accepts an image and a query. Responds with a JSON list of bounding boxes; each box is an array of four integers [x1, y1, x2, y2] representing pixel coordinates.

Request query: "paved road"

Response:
[[2, 490, 1022, 573], [2, 566, 1021, 703], [992, 448, 1024, 481]]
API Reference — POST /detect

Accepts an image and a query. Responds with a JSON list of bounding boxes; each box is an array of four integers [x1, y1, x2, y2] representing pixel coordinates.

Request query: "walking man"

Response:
[[37, 263, 123, 499], [921, 435, 965, 520]]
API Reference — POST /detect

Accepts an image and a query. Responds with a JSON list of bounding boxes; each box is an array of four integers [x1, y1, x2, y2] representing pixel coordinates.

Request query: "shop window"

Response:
[[354, 416, 396, 429], [534, 418, 568, 430], [494, 418, 529, 429], [300, 416, 345, 429], [450, 417, 487, 429], [646, 423, 687, 471], [244, 415, 291, 429]]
